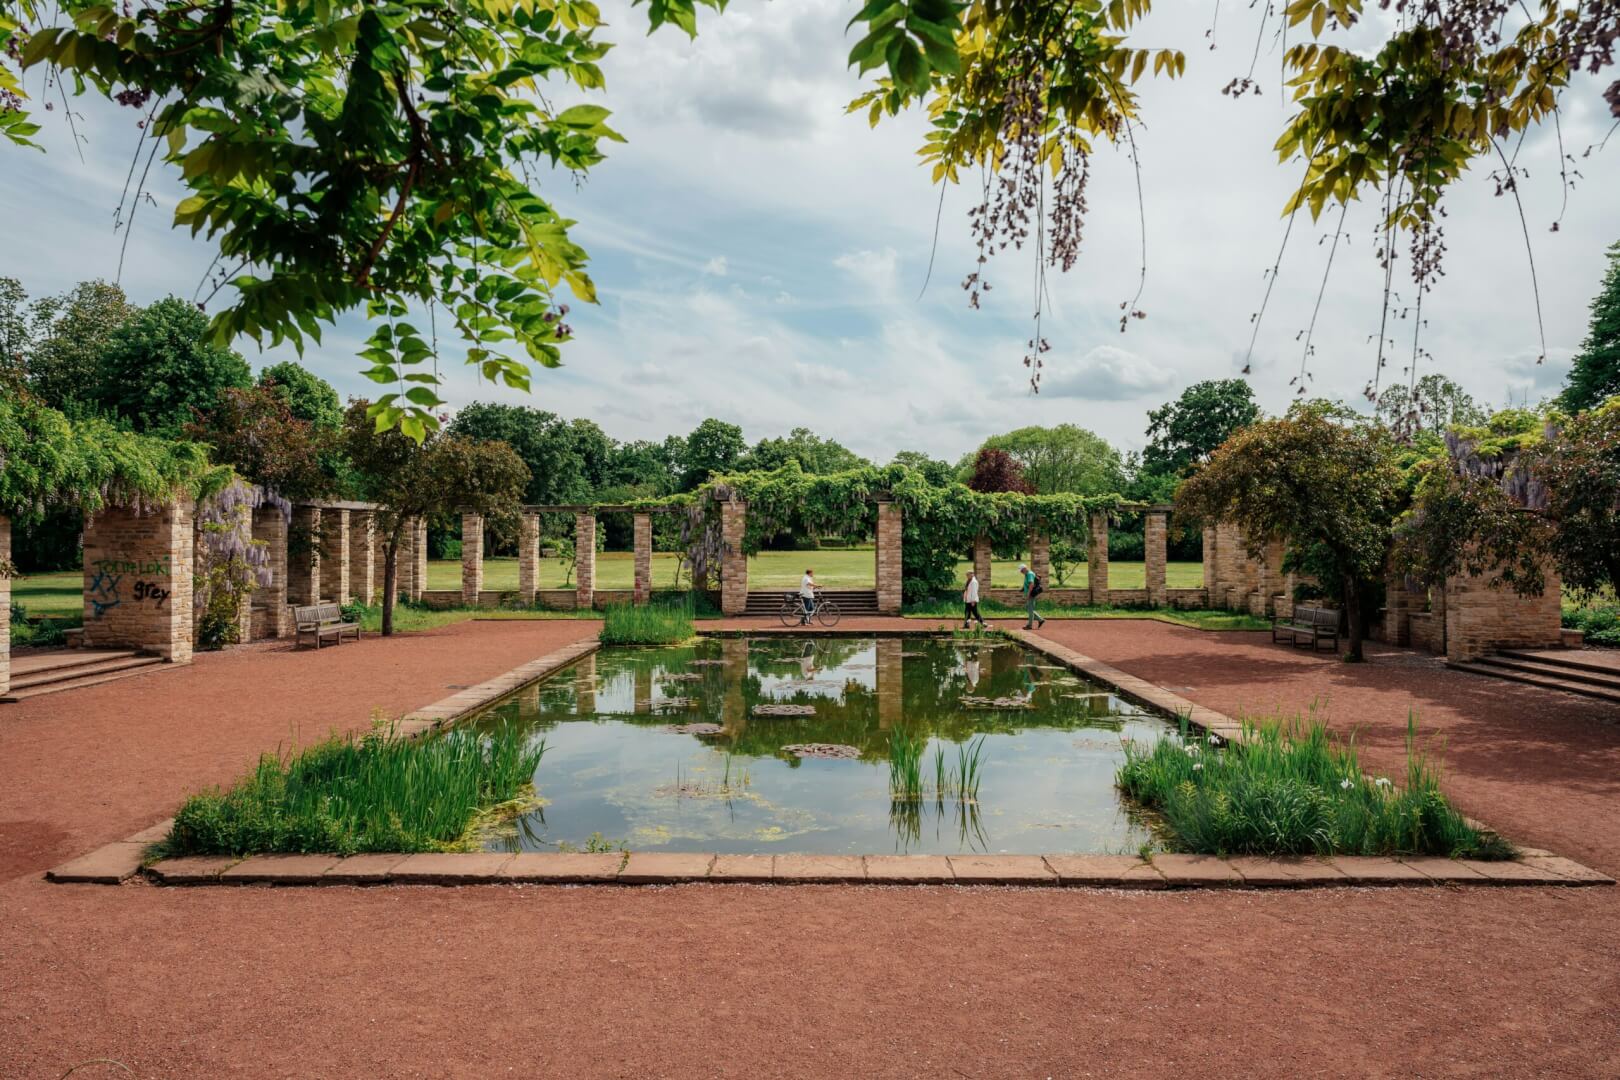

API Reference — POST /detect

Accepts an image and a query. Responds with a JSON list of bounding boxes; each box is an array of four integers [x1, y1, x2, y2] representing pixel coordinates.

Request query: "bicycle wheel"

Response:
[[777, 598, 801, 627], [816, 601, 842, 627]]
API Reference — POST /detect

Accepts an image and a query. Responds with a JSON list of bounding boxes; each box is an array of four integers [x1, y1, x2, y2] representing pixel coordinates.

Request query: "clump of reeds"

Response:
[[598, 595, 696, 646], [889, 731, 986, 802], [166, 722, 546, 856], [1115, 711, 1513, 859]]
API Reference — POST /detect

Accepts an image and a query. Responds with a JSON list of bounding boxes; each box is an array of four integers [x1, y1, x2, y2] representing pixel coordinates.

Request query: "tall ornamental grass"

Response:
[[598, 595, 695, 645], [1116, 713, 1513, 859], [167, 723, 545, 856]]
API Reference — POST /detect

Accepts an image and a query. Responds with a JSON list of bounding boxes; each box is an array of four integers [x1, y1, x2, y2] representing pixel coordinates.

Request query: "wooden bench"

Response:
[[293, 602, 361, 649], [1272, 604, 1341, 652]]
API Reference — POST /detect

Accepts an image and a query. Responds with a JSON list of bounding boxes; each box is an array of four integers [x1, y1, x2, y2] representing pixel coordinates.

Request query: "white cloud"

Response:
[[833, 247, 901, 300], [702, 255, 728, 277], [789, 361, 856, 388], [1038, 346, 1176, 401]]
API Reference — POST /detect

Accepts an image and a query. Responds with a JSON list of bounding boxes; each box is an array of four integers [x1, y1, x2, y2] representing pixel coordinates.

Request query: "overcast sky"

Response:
[[3, 0, 1617, 462]]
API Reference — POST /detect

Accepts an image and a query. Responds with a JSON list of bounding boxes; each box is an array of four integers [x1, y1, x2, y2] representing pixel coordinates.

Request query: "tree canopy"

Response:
[[92, 297, 253, 437], [1374, 375, 1485, 437], [1561, 241, 1620, 415], [971, 424, 1125, 496], [1176, 403, 1403, 660], [0, 278, 134, 417], [1143, 379, 1260, 477], [259, 362, 344, 431]]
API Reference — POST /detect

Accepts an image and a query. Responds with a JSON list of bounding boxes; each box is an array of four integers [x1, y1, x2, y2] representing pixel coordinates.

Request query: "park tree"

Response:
[[93, 297, 252, 436], [1143, 380, 1261, 477], [973, 424, 1124, 495], [342, 400, 529, 636], [1561, 241, 1620, 415], [1394, 402, 1620, 604], [750, 427, 870, 476], [9, 2, 1613, 426], [679, 418, 746, 491], [185, 385, 332, 504], [890, 450, 956, 488], [447, 403, 603, 505], [1176, 403, 1402, 661], [258, 361, 344, 430], [965, 447, 1034, 494], [10, 279, 135, 417], [1375, 375, 1485, 436]]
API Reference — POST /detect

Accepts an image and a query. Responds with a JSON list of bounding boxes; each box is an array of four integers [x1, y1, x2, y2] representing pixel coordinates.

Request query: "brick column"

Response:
[[393, 517, 414, 606], [875, 501, 902, 615], [1251, 538, 1284, 618], [287, 505, 321, 607], [1383, 572, 1417, 646], [251, 505, 289, 638], [518, 511, 540, 605], [972, 535, 993, 588], [1201, 525, 1218, 602], [348, 510, 375, 607], [574, 511, 596, 610], [461, 511, 484, 606], [82, 499, 195, 663], [633, 513, 653, 604], [1028, 531, 1051, 591], [1087, 511, 1110, 604], [720, 500, 748, 615], [1145, 511, 1168, 607], [320, 507, 350, 605], [875, 638, 903, 729], [1216, 521, 1245, 610], [0, 515, 10, 696], [412, 517, 428, 601], [1443, 560, 1563, 662]]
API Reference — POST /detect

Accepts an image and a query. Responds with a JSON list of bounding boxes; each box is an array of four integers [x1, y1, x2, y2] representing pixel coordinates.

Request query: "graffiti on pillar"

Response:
[[133, 580, 171, 608], [87, 555, 171, 617], [87, 569, 122, 617]]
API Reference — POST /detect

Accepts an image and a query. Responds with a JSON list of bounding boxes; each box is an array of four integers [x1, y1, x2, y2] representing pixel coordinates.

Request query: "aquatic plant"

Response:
[[599, 595, 695, 646], [1116, 711, 1513, 860], [165, 721, 546, 856], [891, 731, 987, 802], [888, 730, 926, 800]]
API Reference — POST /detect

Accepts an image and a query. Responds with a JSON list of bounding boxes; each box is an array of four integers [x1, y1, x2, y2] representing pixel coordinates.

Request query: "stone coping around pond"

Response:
[[120, 851, 1613, 888]]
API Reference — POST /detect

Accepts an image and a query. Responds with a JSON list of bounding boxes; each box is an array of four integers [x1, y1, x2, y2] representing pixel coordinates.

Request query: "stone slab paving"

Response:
[[399, 638, 600, 730], [129, 851, 1612, 889], [44, 841, 149, 884]]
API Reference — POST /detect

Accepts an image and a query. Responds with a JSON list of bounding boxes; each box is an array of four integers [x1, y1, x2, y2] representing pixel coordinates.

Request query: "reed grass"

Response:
[[1116, 712, 1513, 859], [165, 722, 546, 856], [598, 595, 696, 646], [890, 731, 986, 802]]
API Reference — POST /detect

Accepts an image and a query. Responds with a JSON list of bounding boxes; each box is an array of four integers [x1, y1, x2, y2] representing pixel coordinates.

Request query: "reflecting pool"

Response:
[[463, 635, 1176, 855]]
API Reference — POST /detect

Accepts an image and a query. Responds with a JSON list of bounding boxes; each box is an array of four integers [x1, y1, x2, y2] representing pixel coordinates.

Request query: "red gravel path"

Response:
[[3, 617, 1619, 1078]]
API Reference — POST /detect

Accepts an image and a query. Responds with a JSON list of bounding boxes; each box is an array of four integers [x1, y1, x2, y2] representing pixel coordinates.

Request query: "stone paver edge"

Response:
[[46, 637, 604, 886], [129, 850, 1612, 888]]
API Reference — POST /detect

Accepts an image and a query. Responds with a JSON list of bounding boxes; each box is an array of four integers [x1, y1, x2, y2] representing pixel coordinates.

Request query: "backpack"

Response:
[[1030, 574, 1043, 597]]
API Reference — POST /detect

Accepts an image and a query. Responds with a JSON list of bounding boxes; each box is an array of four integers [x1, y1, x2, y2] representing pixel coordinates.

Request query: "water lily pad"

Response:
[[781, 743, 861, 760], [959, 694, 1034, 710], [663, 722, 725, 735], [752, 703, 818, 717]]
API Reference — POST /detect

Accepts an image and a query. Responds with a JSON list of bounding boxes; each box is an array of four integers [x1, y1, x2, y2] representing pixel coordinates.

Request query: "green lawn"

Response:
[[427, 549, 1205, 592], [9, 570, 82, 618]]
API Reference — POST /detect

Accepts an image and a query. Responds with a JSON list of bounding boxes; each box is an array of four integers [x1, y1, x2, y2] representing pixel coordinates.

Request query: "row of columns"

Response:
[[969, 509, 1168, 606]]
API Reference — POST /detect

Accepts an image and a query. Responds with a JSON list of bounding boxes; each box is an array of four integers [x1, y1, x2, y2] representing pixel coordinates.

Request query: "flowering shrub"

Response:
[[193, 480, 284, 650]]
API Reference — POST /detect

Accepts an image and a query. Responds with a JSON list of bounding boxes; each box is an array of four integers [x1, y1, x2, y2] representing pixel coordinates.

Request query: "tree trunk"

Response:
[[1343, 573, 1365, 662], [381, 538, 398, 637]]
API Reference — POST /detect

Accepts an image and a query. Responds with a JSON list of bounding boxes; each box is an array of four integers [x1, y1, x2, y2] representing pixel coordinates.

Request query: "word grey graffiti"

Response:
[[133, 580, 170, 608]]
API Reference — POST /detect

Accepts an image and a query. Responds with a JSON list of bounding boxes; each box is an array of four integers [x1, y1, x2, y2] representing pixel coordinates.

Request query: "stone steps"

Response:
[[741, 590, 882, 617], [2, 651, 165, 702], [1447, 655, 1620, 705]]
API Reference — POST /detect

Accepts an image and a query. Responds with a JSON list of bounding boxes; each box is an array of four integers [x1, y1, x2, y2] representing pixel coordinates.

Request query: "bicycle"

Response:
[[775, 590, 841, 628]]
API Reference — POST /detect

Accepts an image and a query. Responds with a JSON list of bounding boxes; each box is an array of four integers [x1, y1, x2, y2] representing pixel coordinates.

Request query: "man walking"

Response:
[[1019, 562, 1045, 630], [799, 567, 817, 625], [962, 569, 986, 628]]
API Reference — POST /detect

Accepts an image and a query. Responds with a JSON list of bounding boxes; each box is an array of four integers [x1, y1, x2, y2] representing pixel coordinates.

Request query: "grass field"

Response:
[[425, 549, 1206, 592], [8, 570, 82, 618]]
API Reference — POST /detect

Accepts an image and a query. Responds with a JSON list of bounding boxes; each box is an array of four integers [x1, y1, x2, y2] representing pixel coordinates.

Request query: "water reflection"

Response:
[[463, 636, 1173, 855]]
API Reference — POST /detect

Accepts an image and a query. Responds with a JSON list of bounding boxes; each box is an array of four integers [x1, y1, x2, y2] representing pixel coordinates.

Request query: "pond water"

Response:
[[463, 635, 1178, 856]]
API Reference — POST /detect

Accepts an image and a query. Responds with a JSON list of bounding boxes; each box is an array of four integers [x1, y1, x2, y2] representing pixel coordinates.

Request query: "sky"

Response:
[[3, 0, 1618, 464]]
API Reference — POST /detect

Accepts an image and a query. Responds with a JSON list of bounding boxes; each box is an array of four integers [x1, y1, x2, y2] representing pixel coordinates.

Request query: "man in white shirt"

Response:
[[962, 570, 986, 628], [799, 568, 817, 625]]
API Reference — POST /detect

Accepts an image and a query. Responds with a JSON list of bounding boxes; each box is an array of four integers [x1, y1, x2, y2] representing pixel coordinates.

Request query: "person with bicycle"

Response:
[[799, 568, 818, 625]]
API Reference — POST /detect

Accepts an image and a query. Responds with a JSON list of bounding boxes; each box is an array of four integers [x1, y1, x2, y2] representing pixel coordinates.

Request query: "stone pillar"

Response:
[[972, 535, 993, 588], [1145, 510, 1168, 607], [875, 500, 902, 615], [461, 511, 484, 606], [412, 517, 428, 602], [720, 499, 748, 616], [1383, 573, 1417, 647], [348, 510, 375, 607], [518, 511, 540, 605], [1251, 538, 1285, 618], [1216, 521, 1246, 610], [875, 638, 903, 730], [0, 515, 10, 696], [252, 505, 289, 638], [321, 508, 350, 605], [287, 505, 321, 607], [633, 513, 653, 604], [81, 499, 195, 663], [1201, 524, 1218, 600], [392, 518, 413, 607], [574, 511, 596, 610], [1443, 561, 1564, 662], [1087, 511, 1110, 604], [1028, 531, 1050, 592]]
